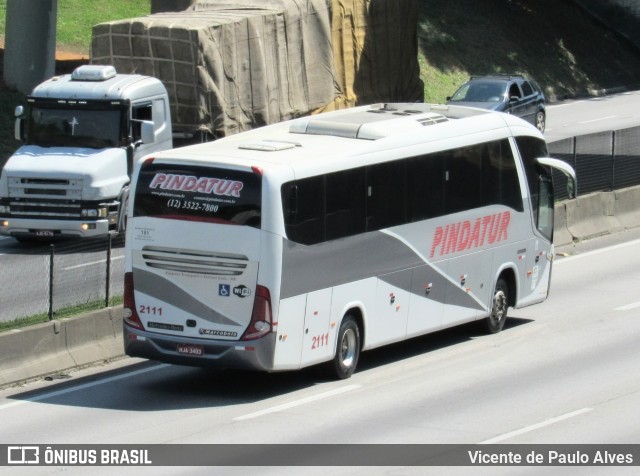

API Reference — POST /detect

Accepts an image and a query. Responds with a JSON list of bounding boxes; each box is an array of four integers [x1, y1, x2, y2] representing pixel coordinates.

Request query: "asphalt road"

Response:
[[1, 230, 639, 475], [544, 90, 640, 143]]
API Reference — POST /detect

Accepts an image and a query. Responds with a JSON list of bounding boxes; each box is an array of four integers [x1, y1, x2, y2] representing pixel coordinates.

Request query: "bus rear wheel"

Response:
[[485, 277, 509, 334], [329, 315, 361, 380]]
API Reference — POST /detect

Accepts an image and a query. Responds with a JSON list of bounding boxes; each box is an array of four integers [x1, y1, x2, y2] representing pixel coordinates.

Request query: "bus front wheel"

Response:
[[486, 277, 509, 334], [329, 315, 361, 380]]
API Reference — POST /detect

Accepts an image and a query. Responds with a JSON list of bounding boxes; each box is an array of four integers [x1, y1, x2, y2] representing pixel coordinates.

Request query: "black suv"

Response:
[[447, 75, 546, 132]]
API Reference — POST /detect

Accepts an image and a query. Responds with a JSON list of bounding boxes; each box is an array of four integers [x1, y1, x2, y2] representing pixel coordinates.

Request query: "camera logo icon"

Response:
[[8, 446, 40, 464]]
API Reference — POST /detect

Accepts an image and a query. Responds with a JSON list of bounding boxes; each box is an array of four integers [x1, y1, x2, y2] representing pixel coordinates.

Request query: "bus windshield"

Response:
[[133, 161, 262, 228]]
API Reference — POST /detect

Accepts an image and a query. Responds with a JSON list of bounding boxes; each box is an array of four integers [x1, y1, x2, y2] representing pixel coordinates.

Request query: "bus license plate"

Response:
[[177, 344, 203, 356], [36, 230, 54, 237]]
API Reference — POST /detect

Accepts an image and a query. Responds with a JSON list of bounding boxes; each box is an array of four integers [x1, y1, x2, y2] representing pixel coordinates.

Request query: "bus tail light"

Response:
[[123, 272, 145, 331], [241, 285, 273, 340]]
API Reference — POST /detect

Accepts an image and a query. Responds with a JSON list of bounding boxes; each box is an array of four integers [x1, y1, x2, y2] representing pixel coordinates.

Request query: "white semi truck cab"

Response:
[[0, 65, 172, 241]]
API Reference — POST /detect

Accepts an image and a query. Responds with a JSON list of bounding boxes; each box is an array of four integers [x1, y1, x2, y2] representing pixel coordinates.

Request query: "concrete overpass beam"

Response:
[[3, 0, 58, 94]]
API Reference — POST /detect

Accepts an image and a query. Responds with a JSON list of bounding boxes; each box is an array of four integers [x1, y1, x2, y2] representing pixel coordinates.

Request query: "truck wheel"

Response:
[[328, 315, 360, 380], [485, 278, 509, 334]]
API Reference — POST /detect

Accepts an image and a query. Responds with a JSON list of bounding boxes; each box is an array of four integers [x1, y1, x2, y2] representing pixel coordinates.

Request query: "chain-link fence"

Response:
[[0, 234, 124, 323]]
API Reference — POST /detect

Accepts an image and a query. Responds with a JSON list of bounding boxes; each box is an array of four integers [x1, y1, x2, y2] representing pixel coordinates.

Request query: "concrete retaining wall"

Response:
[[0, 307, 123, 388], [2, 186, 640, 388]]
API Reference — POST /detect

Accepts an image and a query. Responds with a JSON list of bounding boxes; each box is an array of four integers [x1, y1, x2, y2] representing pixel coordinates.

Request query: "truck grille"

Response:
[[9, 200, 83, 217], [141, 246, 249, 276], [7, 176, 84, 218]]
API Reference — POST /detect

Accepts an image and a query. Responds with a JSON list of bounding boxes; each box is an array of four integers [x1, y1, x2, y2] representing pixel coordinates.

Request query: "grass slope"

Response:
[[419, 0, 640, 102]]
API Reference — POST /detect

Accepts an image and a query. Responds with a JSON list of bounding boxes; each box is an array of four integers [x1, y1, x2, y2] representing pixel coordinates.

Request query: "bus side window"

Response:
[[537, 175, 554, 240], [326, 168, 366, 241], [481, 139, 523, 212], [366, 160, 406, 230], [515, 135, 554, 238], [444, 146, 482, 214], [282, 176, 324, 245], [407, 153, 444, 221]]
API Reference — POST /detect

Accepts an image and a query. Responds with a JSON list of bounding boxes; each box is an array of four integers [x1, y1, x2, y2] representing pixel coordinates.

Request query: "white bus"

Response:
[[123, 103, 575, 379]]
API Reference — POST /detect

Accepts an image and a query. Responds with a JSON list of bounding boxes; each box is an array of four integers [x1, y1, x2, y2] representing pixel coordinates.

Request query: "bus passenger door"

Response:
[[522, 237, 552, 306], [521, 174, 555, 307], [301, 289, 333, 366]]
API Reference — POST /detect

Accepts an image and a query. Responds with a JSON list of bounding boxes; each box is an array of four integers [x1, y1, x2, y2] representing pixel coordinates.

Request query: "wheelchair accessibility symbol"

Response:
[[219, 284, 230, 297]]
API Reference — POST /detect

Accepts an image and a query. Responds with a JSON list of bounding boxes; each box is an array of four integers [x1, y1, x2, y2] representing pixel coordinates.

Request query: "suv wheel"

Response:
[[535, 111, 546, 133]]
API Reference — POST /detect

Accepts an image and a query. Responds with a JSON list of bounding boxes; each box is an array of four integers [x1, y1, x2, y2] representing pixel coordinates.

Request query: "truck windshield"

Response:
[[26, 107, 123, 149]]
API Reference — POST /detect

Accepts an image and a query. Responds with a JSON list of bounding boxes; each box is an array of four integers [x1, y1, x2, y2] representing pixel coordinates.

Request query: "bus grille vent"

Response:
[[141, 246, 249, 276]]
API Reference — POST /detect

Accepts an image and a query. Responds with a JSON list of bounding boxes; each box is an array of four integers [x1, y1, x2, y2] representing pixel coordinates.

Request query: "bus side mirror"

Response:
[[536, 157, 577, 199]]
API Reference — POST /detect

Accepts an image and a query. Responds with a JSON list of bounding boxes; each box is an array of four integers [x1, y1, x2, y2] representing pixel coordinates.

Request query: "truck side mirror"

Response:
[[140, 120, 156, 145], [14, 106, 25, 141]]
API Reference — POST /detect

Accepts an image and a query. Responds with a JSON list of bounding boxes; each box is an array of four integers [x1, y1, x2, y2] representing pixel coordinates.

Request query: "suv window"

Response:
[[521, 81, 534, 97], [508, 83, 521, 100]]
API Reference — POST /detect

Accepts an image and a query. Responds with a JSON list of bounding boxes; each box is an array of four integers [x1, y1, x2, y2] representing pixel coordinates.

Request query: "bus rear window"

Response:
[[134, 162, 262, 228]]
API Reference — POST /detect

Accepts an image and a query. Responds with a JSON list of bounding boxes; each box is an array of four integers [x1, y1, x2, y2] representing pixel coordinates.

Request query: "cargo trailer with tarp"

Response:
[[91, 0, 423, 139]]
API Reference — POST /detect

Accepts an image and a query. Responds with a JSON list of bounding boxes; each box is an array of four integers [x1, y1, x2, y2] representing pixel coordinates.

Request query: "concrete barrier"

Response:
[[0, 307, 123, 388], [614, 185, 640, 230], [554, 188, 640, 245], [553, 201, 573, 247], [560, 192, 625, 243]]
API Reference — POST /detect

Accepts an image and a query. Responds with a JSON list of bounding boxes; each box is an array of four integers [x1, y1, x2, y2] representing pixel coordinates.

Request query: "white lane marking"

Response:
[[615, 301, 640, 311], [63, 255, 124, 271], [547, 101, 585, 109], [0, 363, 169, 411], [578, 115, 616, 124], [479, 407, 593, 444], [234, 384, 362, 421], [556, 238, 640, 264]]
